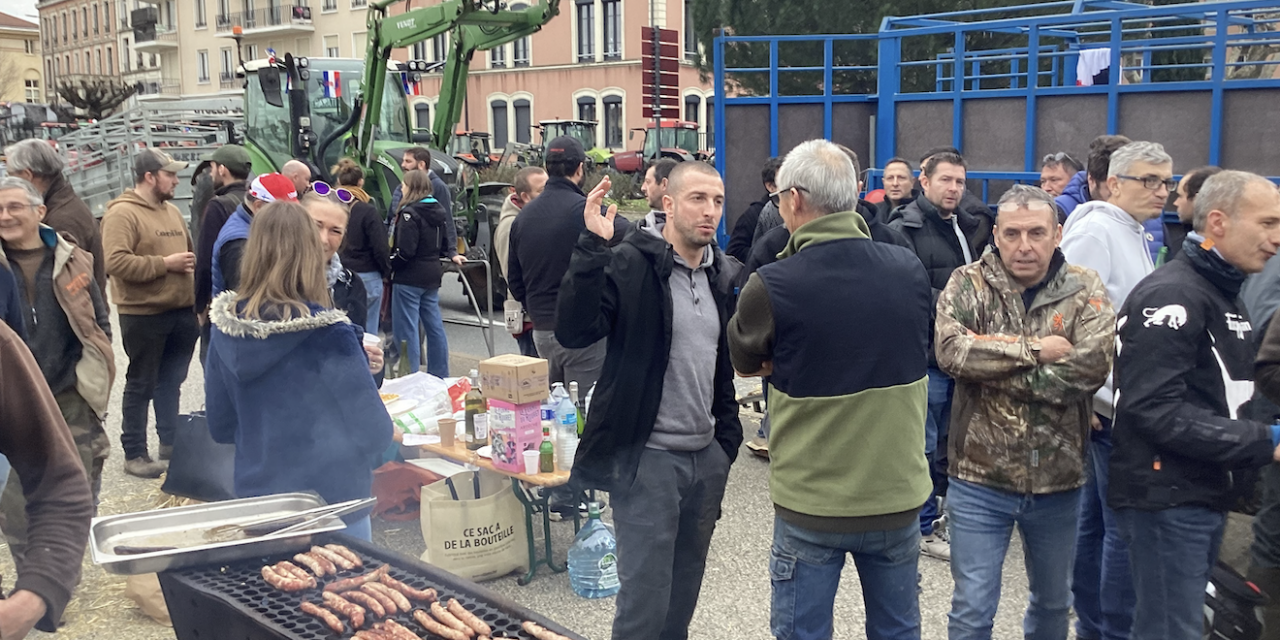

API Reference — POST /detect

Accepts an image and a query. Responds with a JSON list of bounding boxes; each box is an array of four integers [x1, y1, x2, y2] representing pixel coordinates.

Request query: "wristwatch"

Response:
[[1029, 339, 1043, 356]]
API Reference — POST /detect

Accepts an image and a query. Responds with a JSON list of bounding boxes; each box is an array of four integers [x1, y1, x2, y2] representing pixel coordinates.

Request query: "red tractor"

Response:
[[609, 119, 706, 174]]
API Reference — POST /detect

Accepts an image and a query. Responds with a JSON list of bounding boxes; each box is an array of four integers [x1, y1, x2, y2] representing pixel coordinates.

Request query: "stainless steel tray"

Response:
[[91, 493, 348, 575]]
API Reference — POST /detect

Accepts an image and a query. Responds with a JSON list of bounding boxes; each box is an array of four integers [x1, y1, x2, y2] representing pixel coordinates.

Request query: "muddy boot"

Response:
[[1247, 564, 1280, 639]]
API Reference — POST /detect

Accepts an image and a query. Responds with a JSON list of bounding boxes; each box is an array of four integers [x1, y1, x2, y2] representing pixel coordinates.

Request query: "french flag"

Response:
[[321, 70, 342, 98], [401, 72, 421, 96]]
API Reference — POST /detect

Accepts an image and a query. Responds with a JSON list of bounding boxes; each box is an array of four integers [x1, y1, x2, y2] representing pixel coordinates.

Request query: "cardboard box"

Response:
[[487, 399, 543, 473], [479, 354, 549, 404]]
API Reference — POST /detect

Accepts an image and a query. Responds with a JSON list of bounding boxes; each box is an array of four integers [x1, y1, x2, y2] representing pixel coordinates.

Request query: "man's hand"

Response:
[[1090, 413, 1103, 431], [451, 255, 465, 267], [0, 589, 47, 639], [584, 176, 618, 242], [364, 344, 384, 375], [163, 252, 196, 274], [736, 361, 773, 378], [1037, 335, 1074, 364], [1273, 442, 1280, 463]]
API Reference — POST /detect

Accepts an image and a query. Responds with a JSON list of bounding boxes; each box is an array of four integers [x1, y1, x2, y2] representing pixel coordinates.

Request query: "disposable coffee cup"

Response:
[[522, 449, 540, 475], [437, 418, 457, 448], [504, 300, 523, 333], [362, 333, 382, 348]]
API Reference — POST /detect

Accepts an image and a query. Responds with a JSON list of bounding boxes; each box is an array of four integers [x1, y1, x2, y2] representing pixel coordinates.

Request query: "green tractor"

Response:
[[520, 119, 610, 169]]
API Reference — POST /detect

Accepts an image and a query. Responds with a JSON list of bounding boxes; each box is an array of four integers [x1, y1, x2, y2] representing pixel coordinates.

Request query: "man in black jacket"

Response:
[[726, 156, 780, 263], [1111, 170, 1280, 640], [508, 136, 629, 391], [194, 145, 251, 362], [886, 151, 991, 562], [557, 162, 741, 639]]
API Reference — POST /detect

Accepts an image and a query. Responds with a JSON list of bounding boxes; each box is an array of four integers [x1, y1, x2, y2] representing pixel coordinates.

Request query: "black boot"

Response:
[[1247, 564, 1280, 640]]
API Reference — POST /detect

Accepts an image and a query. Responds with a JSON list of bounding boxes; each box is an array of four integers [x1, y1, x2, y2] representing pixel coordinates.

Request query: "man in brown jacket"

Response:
[[0, 320, 94, 638], [4, 139, 106, 295], [0, 177, 112, 571], [101, 149, 198, 478], [935, 184, 1114, 639]]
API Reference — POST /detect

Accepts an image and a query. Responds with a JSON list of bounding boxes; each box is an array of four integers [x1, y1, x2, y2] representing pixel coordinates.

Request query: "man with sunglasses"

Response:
[[1040, 152, 1083, 198], [1059, 140, 1171, 640], [210, 173, 299, 299]]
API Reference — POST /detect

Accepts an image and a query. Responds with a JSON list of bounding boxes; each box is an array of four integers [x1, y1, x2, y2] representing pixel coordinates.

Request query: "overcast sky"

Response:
[[9, 0, 40, 23]]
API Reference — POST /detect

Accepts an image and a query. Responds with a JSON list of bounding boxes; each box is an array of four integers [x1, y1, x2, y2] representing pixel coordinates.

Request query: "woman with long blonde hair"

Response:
[[390, 169, 451, 377], [206, 201, 391, 540]]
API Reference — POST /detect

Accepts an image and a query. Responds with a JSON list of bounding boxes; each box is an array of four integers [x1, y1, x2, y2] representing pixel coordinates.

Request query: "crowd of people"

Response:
[[0, 123, 1278, 640]]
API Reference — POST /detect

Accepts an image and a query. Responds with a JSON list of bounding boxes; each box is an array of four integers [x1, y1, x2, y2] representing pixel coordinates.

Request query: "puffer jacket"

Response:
[[936, 248, 1115, 494], [1055, 170, 1091, 216]]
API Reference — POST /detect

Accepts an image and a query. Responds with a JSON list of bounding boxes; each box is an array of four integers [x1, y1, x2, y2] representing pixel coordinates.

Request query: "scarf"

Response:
[[1184, 231, 1247, 297], [326, 254, 343, 289]]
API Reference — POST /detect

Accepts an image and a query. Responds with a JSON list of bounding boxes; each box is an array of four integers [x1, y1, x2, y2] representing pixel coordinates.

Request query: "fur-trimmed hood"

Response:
[[208, 290, 355, 382]]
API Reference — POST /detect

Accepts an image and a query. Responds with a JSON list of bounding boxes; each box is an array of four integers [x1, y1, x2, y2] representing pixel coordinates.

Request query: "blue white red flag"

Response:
[[321, 70, 342, 98]]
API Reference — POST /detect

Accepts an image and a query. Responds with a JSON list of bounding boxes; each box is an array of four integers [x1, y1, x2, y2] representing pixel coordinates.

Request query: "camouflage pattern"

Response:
[[0, 389, 105, 555], [936, 249, 1115, 495]]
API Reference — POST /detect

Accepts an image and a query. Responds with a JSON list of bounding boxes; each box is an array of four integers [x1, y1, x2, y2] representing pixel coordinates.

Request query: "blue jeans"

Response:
[[1071, 420, 1134, 640], [921, 367, 953, 534], [1116, 506, 1225, 640], [392, 284, 449, 378], [770, 515, 921, 640], [357, 271, 384, 336], [948, 479, 1080, 640]]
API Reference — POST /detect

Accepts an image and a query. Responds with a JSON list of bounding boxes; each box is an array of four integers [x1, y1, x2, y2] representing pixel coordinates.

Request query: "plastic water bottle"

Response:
[[567, 502, 620, 599], [553, 391, 578, 470]]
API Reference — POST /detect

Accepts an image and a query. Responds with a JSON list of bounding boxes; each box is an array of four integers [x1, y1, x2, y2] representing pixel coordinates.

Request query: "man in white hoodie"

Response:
[[1060, 140, 1173, 640]]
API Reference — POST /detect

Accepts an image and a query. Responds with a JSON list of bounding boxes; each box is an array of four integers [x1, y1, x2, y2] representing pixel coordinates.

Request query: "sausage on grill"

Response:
[[430, 601, 474, 637], [324, 564, 389, 593], [321, 591, 366, 629], [311, 545, 356, 571], [324, 543, 365, 568], [260, 565, 313, 592], [413, 609, 468, 640], [344, 589, 386, 618], [291, 553, 327, 577], [378, 573, 437, 602], [447, 599, 492, 637], [300, 601, 344, 634], [522, 620, 572, 640], [379, 619, 425, 640], [358, 583, 399, 615], [365, 582, 412, 613]]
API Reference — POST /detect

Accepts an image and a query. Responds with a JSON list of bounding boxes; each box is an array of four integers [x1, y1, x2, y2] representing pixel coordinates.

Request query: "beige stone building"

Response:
[[0, 11, 44, 103], [36, 0, 125, 98], [122, 0, 714, 152]]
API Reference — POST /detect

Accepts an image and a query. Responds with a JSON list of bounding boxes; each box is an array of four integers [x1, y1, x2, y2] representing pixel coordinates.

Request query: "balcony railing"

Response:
[[215, 4, 312, 33], [219, 71, 239, 89], [134, 26, 177, 44], [136, 78, 181, 96]]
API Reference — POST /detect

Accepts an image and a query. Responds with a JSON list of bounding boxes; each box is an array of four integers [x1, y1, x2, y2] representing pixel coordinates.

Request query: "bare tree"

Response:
[[54, 77, 136, 121], [0, 51, 20, 101], [1226, 14, 1280, 80]]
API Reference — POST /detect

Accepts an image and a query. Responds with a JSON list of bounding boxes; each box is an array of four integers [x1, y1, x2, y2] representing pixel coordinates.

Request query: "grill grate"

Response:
[[159, 534, 579, 640]]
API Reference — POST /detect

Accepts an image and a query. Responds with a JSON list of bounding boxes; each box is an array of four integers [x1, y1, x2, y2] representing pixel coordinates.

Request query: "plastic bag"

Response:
[[380, 372, 454, 418]]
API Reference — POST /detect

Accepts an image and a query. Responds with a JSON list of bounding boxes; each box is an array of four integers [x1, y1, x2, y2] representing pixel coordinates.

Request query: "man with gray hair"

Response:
[[1111, 170, 1280, 640], [1059, 140, 1171, 640], [4, 139, 105, 295], [937, 184, 1114, 640], [729, 138, 934, 639]]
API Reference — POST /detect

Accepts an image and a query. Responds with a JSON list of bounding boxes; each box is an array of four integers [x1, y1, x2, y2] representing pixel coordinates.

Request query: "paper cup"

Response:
[[362, 333, 382, 348], [437, 418, 457, 448], [522, 449, 540, 475], [504, 300, 523, 333]]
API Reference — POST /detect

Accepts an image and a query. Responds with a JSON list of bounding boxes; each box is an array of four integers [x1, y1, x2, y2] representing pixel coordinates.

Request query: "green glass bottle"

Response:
[[464, 369, 487, 450], [397, 340, 411, 378], [539, 427, 554, 473]]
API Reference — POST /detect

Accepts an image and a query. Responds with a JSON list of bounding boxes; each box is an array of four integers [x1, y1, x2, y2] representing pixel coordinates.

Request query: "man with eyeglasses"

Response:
[[886, 150, 993, 562], [1040, 152, 1084, 198], [1111, 170, 1280, 640], [210, 173, 299, 299], [1058, 140, 1171, 640]]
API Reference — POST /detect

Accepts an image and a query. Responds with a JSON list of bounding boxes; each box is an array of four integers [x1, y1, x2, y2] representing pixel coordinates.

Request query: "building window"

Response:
[[51, 16, 58, 43], [25, 39, 35, 55], [24, 79, 40, 102], [491, 45, 505, 69], [83, 8, 89, 36], [195, 0, 206, 27], [514, 98, 531, 143], [84, 52, 91, 73], [603, 94, 622, 148], [104, 2, 111, 32], [151, 53, 157, 66], [705, 96, 714, 145], [122, 38, 130, 72], [72, 12, 78, 40], [198, 50, 210, 82], [323, 35, 338, 57], [491, 100, 508, 149], [513, 37, 529, 67], [221, 47, 233, 74], [218, 0, 230, 25], [684, 0, 697, 58], [351, 0, 367, 8], [577, 95, 596, 123], [431, 34, 446, 63], [414, 102, 431, 129], [94, 5, 100, 34], [410, 42, 426, 61], [96, 50, 103, 74], [107, 46, 113, 74], [575, 0, 594, 62], [322, 0, 336, 9], [685, 95, 700, 124], [246, 45, 258, 60], [353, 31, 367, 57], [602, 0, 619, 60]]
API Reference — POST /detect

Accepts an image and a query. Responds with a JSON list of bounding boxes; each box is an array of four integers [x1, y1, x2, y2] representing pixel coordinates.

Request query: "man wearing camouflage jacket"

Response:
[[936, 185, 1114, 640]]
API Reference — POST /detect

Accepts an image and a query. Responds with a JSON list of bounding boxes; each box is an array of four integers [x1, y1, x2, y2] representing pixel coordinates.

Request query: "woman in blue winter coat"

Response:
[[206, 201, 392, 541], [390, 169, 451, 378]]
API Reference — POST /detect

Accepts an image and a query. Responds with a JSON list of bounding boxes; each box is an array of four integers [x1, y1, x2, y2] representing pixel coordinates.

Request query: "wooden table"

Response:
[[416, 440, 578, 585]]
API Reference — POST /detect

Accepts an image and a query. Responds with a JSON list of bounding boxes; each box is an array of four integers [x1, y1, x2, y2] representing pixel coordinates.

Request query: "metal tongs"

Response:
[[203, 497, 377, 542]]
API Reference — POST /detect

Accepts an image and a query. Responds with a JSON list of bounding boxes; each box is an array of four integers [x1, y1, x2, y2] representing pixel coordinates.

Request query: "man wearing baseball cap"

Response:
[[101, 148, 198, 478], [507, 136, 632, 394], [211, 173, 299, 299], [194, 144, 253, 362]]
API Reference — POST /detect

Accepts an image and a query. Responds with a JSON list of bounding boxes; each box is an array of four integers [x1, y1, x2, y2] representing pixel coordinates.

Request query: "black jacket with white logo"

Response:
[[1109, 247, 1276, 512]]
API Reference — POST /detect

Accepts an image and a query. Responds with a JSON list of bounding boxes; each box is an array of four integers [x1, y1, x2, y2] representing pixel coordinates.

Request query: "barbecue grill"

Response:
[[158, 533, 585, 640]]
